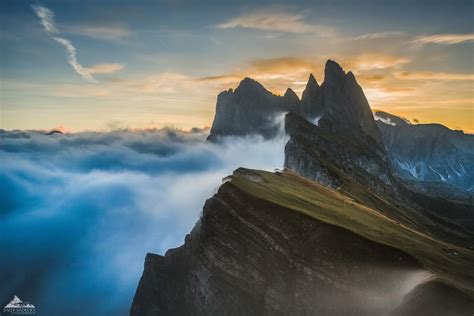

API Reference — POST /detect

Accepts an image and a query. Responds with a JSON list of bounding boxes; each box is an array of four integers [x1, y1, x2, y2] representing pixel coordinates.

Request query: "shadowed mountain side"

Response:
[[284, 112, 474, 248], [131, 176, 420, 316], [284, 111, 393, 190], [207, 78, 295, 142], [131, 169, 474, 315], [207, 60, 383, 149]]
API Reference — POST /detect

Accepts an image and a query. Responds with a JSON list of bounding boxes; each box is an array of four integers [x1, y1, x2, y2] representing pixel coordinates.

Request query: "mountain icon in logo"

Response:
[[4, 295, 35, 314]]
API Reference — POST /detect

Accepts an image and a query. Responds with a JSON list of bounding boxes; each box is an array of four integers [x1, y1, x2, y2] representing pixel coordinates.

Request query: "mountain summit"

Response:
[[207, 60, 383, 149]]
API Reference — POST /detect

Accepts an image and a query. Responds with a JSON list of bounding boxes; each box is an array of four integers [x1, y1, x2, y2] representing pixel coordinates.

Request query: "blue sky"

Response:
[[1, 0, 473, 131]]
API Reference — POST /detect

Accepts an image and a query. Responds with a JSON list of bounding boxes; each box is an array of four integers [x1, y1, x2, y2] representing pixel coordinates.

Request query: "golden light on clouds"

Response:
[[395, 71, 474, 81], [85, 63, 125, 74], [346, 54, 410, 70], [193, 53, 473, 132]]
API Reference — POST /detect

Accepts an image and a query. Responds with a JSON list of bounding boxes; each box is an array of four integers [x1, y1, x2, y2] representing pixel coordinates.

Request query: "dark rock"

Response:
[[316, 61, 383, 149], [46, 130, 63, 135], [280, 88, 300, 111], [207, 78, 289, 142], [208, 60, 384, 152], [300, 73, 321, 117], [131, 180, 422, 316], [284, 112, 393, 191]]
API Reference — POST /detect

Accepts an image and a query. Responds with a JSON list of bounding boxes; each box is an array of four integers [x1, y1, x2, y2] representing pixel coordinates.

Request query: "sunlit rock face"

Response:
[[375, 110, 474, 196], [130, 176, 421, 316]]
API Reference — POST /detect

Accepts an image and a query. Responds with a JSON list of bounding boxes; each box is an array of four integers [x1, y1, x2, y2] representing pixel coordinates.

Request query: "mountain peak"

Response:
[[324, 59, 345, 85], [235, 77, 265, 92], [283, 87, 299, 100], [307, 73, 319, 88], [301, 73, 321, 116]]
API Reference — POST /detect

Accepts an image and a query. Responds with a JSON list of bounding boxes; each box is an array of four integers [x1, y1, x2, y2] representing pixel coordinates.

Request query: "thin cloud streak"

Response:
[[65, 25, 131, 41], [31, 5, 58, 33], [395, 71, 474, 81], [53, 38, 98, 83], [352, 32, 404, 40], [32, 5, 97, 83], [412, 34, 474, 45], [216, 8, 334, 35]]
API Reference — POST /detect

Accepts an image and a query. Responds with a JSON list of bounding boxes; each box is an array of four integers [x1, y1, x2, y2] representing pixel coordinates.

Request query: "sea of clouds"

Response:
[[0, 128, 286, 315]]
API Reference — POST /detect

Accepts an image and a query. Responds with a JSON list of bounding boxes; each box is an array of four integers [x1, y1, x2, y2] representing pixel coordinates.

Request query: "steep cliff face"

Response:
[[208, 60, 384, 149], [131, 171, 421, 316], [375, 110, 474, 193], [315, 61, 383, 147], [284, 112, 393, 191], [131, 169, 474, 315], [299, 73, 321, 117], [207, 78, 293, 141]]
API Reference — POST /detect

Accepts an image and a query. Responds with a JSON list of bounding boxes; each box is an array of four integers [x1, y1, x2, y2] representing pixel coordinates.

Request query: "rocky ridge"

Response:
[[131, 59, 474, 315]]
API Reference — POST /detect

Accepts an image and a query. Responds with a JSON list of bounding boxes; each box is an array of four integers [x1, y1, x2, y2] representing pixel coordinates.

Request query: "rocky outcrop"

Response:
[[299, 73, 321, 117], [375, 110, 474, 194], [207, 78, 292, 142], [131, 172, 422, 316], [284, 112, 394, 192], [315, 60, 383, 148], [132, 60, 474, 316], [208, 60, 384, 149]]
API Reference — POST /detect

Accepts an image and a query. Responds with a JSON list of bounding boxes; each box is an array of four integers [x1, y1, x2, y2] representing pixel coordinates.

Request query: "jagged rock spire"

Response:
[[300, 73, 321, 117], [324, 59, 346, 87], [301, 73, 320, 102], [280, 88, 300, 111]]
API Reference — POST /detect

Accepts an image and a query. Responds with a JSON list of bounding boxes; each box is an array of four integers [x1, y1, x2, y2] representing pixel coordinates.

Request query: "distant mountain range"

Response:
[[131, 60, 474, 315], [374, 111, 474, 194]]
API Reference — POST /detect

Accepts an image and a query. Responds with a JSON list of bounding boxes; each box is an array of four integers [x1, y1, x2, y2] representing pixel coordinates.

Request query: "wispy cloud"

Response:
[[32, 5, 58, 33], [346, 54, 410, 71], [52, 37, 98, 82], [395, 71, 474, 81], [65, 25, 130, 41], [412, 33, 474, 45], [32, 5, 97, 83], [85, 63, 124, 74], [352, 32, 404, 40], [197, 56, 321, 94], [216, 8, 334, 35]]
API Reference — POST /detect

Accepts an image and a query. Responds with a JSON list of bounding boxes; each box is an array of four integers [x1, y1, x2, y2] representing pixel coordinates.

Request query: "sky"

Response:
[[1, 0, 473, 132]]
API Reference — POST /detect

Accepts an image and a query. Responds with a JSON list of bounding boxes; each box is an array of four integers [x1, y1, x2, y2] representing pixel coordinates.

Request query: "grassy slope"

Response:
[[228, 169, 474, 297]]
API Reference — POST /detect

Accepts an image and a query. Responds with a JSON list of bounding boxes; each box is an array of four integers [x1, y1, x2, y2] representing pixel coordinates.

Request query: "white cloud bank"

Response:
[[0, 128, 286, 315]]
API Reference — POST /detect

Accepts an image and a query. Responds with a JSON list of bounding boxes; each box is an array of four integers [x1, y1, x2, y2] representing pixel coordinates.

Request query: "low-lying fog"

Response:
[[0, 128, 286, 315]]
